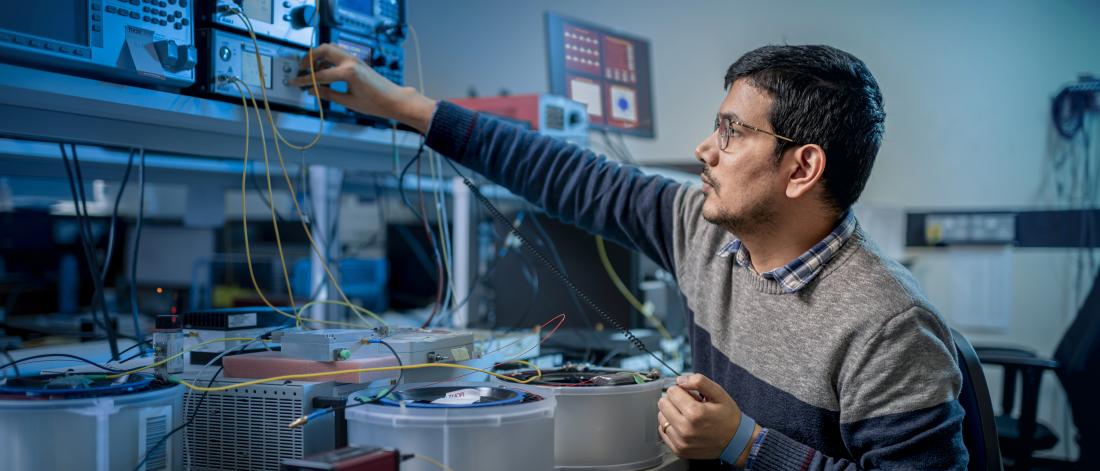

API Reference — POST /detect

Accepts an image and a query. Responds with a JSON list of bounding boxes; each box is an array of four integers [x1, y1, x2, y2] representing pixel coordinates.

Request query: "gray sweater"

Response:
[[426, 101, 967, 470]]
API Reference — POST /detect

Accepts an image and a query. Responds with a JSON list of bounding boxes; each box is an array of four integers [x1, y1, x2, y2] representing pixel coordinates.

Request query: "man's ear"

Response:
[[784, 144, 826, 199]]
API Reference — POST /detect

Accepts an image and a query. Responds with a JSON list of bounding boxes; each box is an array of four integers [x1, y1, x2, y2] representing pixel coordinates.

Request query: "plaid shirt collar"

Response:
[[717, 211, 857, 293]]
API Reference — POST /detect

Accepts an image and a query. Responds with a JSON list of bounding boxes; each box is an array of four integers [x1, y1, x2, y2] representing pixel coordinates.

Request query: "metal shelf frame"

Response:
[[0, 63, 421, 173]]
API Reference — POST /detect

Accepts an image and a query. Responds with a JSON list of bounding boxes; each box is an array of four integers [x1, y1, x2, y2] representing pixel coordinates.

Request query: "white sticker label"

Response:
[[227, 313, 257, 328], [451, 347, 471, 361], [431, 388, 481, 405]]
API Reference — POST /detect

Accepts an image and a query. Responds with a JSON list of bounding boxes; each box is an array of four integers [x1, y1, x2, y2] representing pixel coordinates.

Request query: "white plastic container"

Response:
[[0, 381, 184, 471], [345, 382, 556, 471], [504, 368, 666, 470]]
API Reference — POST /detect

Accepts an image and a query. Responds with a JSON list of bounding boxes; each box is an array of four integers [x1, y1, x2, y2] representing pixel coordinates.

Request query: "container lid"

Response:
[[345, 382, 556, 426], [377, 385, 524, 408], [0, 372, 154, 398]]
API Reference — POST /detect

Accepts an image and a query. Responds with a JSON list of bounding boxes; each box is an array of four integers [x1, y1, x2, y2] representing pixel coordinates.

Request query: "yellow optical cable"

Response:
[[177, 361, 544, 392], [595, 236, 673, 340], [409, 23, 459, 307], [228, 79, 302, 327], [230, 79, 381, 328], [410, 454, 454, 471], [228, 11, 385, 328], [227, 8, 324, 151]]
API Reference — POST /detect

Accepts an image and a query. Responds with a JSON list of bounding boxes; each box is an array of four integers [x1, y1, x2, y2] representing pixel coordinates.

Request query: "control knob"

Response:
[[288, 5, 318, 29], [154, 40, 197, 72]]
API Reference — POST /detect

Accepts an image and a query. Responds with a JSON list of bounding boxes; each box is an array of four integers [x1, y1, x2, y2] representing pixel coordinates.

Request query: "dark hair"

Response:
[[725, 45, 885, 213]]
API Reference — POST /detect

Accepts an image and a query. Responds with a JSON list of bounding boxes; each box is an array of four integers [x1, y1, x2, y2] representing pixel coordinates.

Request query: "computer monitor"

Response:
[[546, 12, 656, 138], [490, 212, 639, 332]]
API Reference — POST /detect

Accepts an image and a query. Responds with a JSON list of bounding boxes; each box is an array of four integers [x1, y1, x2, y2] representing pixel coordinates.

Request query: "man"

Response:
[[292, 44, 967, 469]]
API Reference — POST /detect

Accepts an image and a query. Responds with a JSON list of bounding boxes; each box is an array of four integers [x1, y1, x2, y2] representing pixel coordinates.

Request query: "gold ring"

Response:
[[661, 421, 672, 434]]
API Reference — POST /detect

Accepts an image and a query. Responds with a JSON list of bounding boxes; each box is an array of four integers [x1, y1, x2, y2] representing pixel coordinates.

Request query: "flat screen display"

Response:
[[546, 12, 654, 138], [335, 37, 373, 61], [241, 0, 274, 24], [0, 1, 89, 46], [241, 53, 273, 89], [339, 0, 375, 16]]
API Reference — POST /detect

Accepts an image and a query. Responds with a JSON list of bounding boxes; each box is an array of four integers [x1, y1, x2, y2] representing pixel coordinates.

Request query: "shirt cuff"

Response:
[[744, 428, 769, 470]]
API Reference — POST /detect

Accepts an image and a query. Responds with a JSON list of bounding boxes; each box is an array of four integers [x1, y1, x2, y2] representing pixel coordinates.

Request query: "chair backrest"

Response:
[[952, 328, 1004, 471], [1054, 273, 1100, 468]]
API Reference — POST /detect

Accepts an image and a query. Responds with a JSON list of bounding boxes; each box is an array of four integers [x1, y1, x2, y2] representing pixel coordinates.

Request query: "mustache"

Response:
[[701, 168, 719, 190]]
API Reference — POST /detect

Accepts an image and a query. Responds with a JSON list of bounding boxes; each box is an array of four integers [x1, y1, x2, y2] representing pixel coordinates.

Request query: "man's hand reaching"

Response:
[[290, 43, 437, 133]]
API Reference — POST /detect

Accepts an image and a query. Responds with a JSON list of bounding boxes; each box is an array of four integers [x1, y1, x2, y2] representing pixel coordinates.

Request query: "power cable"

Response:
[[100, 148, 136, 282], [132, 366, 224, 471], [59, 143, 120, 359], [128, 148, 146, 350], [0, 353, 128, 374]]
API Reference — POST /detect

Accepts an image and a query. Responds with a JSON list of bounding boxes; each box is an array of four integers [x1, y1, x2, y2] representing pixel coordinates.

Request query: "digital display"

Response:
[[547, 12, 654, 137], [241, 53, 273, 89], [339, 0, 375, 15], [241, 0, 274, 24], [336, 38, 373, 62], [0, 1, 89, 46]]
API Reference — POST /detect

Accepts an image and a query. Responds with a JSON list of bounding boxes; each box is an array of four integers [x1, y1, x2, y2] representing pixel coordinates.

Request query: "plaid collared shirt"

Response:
[[717, 211, 857, 293]]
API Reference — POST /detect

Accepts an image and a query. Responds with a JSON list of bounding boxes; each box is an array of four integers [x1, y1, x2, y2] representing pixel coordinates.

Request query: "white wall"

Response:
[[405, 0, 1100, 460]]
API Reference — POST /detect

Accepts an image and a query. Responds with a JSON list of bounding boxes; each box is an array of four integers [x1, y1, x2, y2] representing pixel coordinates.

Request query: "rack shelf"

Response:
[[0, 63, 421, 172]]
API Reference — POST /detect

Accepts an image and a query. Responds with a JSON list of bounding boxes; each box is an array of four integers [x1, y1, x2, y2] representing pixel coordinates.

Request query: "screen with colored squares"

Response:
[[546, 12, 655, 138]]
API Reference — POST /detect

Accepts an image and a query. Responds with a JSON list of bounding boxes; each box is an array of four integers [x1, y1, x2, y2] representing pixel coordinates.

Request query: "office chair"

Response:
[[953, 328, 1005, 471], [976, 271, 1100, 470]]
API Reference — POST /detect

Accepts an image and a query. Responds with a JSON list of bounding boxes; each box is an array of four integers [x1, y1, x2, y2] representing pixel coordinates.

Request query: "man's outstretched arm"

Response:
[[294, 44, 684, 269]]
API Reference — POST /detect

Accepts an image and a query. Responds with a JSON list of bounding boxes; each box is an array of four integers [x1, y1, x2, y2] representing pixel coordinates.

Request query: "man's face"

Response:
[[694, 79, 788, 235]]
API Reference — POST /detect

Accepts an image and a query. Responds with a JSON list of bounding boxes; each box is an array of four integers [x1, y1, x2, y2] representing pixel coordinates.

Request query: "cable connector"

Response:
[[288, 415, 310, 429], [216, 4, 241, 15], [288, 408, 329, 428]]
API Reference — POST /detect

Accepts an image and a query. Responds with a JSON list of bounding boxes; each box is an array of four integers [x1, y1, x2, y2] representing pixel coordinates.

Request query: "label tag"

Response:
[[227, 313, 257, 328], [124, 27, 165, 80], [451, 347, 471, 361], [431, 388, 481, 405]]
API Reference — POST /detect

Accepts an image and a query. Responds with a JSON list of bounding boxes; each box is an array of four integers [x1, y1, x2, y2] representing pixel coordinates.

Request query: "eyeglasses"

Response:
[[714, 115, 796, 151]]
